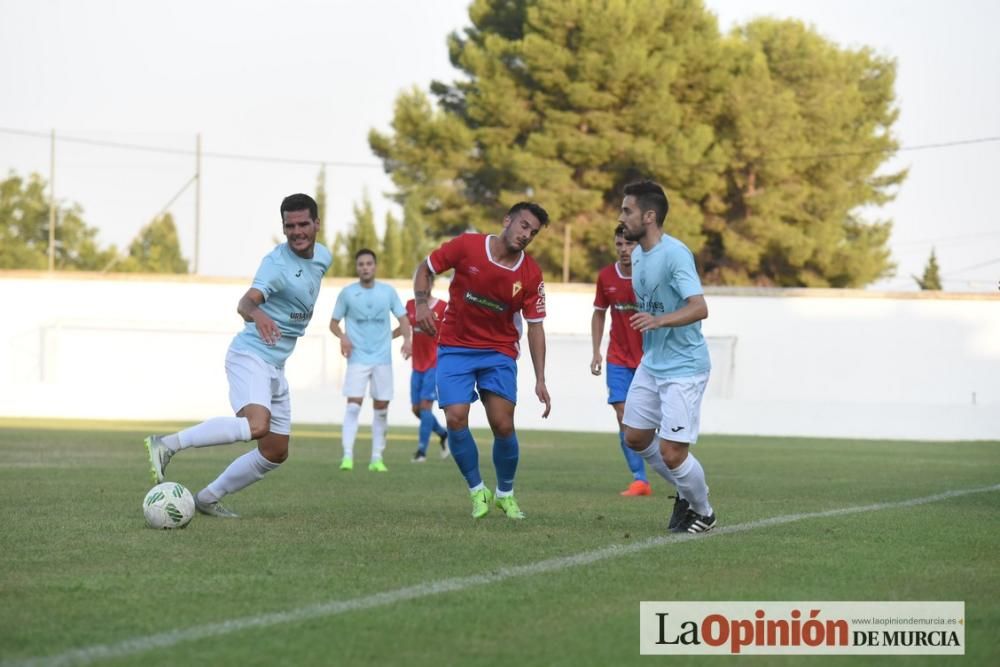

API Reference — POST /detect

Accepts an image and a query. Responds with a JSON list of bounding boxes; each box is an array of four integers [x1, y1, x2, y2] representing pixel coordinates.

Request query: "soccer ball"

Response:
[[143, 482, 195, 529]]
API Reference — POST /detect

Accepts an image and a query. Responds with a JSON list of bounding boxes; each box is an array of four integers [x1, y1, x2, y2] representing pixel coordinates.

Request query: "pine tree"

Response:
[[913, 248, 942, 290], [371, 0, 903, 286], [115, 213, 189, 273], [381, 211, 404, 278]]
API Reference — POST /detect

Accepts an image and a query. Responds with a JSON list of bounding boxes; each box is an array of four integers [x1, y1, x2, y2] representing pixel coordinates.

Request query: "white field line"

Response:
[[6, 484, 998, 667]]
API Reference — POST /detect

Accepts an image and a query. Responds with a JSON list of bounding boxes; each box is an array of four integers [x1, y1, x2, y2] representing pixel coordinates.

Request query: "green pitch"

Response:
[[1, 419, 997, 666]]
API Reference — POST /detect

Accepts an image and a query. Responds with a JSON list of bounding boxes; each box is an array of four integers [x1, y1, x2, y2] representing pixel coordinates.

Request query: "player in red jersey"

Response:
[[403, 287, 450, 462], [413, 202, 551, 520], [591, 223, 650, 496]]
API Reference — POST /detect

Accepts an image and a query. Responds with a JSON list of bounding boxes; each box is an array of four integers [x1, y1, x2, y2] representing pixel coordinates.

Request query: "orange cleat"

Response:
[[620, 480, 652, 497]]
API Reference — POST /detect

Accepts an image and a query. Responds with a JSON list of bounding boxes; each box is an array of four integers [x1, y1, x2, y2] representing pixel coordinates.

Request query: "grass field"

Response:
[[1, 418, 998, 667]]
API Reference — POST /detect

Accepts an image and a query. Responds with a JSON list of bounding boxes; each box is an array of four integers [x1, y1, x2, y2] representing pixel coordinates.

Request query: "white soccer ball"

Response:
[[143, 482, 195, 529]]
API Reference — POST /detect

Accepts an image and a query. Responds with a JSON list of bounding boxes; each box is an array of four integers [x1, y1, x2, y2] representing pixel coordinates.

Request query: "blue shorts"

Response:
[[436, 346, 518, 407], [606, 363, 636, 405], [410, 367, 438, 405]]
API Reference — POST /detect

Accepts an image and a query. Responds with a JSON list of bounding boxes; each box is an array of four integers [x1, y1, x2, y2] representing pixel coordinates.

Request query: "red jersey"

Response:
[[594, 262, 643, 368], [405, 297, 447, 372], [427, 233, 546, 359]]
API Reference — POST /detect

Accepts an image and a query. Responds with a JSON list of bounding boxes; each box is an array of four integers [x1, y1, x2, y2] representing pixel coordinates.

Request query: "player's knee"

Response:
[[259, 442, 288, 464], [247, 421, 270, 441], [622, 431, 646, 451], [662, 445, 688, 469]]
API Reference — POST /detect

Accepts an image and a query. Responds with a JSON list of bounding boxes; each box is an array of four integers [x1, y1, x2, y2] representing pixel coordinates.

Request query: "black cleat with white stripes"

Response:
[[670, 509, 717, 534]]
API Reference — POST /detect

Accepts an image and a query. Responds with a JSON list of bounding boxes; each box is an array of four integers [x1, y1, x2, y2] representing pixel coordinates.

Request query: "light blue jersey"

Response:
[[332, 281, 406, 365], [231, 243, 332, 369], [631, 235, 711, 378]]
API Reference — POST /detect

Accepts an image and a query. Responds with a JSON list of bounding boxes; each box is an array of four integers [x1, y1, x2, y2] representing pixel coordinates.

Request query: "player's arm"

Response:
[[590, 308, 606, 375], [395, 312, 412, 359], [329, 318, 353, 358], [413, 260, 438, 335], [238, 288, 280, 346], [527, 321, 551, 418], [630, 295, 708, 332]]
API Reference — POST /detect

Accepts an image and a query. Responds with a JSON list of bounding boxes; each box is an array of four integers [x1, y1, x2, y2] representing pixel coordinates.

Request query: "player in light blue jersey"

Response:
[[329, 249, 411, 472], [143, 193, 331, 518], [618, 180, 716, 535]]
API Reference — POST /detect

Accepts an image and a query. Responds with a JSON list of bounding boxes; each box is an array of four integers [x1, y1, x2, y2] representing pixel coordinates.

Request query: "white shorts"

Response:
[[342, 363, 394, 401], [622, 366, 709, 444], [225, 347, 291, 435]]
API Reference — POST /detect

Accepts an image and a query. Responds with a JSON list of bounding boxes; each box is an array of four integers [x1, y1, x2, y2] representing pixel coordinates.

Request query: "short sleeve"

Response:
[[427, 235, 466, 274], [593, 272, 609, 310], [251, 255, 284, 300], [332, 288, 347, 321], [388, 286, 406, 318], [522, 268, 546, 322], [670, 247, 703, 300]]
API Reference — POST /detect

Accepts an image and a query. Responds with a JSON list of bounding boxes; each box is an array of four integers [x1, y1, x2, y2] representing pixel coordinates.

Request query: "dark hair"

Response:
[[623, 180, 669, 226], [506, 201, 550, 227], [280, 193, 318, 220], [355, 248, 377, 262], [614, 223, 627, 238]]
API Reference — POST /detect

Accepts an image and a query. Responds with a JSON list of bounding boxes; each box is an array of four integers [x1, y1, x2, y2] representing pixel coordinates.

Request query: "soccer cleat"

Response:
[[470, 487, 493, 519], [411, 450, 427, 463], [339, 457, 353, 471], [620, 480, 652, 497], [195, 497, 240, 519], [368, 459, 389, 472], [670, 509, 716, 534], [667, 495, 690, 531], [144, 435, 173, 484], [494, 494, 525, 520], [439, 432, 450, 458]]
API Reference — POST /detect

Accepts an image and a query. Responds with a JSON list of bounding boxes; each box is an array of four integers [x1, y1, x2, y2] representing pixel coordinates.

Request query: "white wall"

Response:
[[2, 273, 998, 441]]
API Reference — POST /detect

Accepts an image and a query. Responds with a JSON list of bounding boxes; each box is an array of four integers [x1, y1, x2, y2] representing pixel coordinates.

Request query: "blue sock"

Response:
[[417, 410, 435, 455], [620, 431, 647, 482], [447, 427, 481, 488], [431, 414, 447, 438], [492, 432, 519, 493]]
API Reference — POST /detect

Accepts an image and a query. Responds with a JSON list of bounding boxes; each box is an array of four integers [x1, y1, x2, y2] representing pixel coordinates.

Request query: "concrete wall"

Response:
[[2, 272, 998, 441]]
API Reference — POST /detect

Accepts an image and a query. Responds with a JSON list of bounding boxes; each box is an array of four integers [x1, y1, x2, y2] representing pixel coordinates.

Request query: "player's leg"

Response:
[[412, 370, 431, 461], [340, 363, 370, 470], [410, 370, 431, 463], [622, 366, 689, 526], [479, 353, 524, 519], [368, 364, 393, 471], [437, 347, 489, 517], [658, 372, 714, 533], [608, 363, 649, 496], [423, 367, 449, 455], [145, 348, 259, 483], [195, 361, 293, 517]]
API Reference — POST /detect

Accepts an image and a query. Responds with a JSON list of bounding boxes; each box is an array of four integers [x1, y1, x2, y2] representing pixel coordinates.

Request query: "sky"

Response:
[[1, 0, 998, 291]]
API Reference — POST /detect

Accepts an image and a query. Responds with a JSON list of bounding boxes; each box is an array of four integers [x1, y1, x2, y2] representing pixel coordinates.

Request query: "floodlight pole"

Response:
[[48, 129, 56, 271]]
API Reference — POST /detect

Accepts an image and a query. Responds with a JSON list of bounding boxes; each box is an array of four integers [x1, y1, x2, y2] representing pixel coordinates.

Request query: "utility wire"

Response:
[[0, 127, 383, 169], [2, 126, 998, 170]]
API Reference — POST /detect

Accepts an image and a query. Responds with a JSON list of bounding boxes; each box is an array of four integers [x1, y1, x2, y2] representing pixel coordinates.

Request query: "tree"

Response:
[[913, 248, 942, 290], [114, 213, 190, 273], [370, 0, 903, 286], [315, 164, 329, 247], [380, 211, 404, 278], [0, 171, 118, 270]]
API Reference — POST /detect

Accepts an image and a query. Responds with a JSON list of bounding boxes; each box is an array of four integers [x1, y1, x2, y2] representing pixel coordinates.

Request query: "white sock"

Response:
[[342, 403, 361, 458], [670, 454, 712, 517], [174, 417, 251, 451], [495, 488, 513, 498], [469, 482, 486, 493], [638, 441, 676, 486], [198, 448, 280, 503], [371, 408, 388, 462]]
